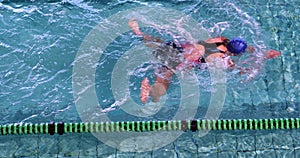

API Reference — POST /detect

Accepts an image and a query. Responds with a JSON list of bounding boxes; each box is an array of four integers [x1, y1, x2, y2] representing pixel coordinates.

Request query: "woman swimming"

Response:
[[128, 19, 281, 103]]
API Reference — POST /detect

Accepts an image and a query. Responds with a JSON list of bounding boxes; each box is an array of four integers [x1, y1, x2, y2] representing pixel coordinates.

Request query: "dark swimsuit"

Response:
[[197, 39, 229, 63], [152, 38, 229, 69], [152, 41, 183, 70]]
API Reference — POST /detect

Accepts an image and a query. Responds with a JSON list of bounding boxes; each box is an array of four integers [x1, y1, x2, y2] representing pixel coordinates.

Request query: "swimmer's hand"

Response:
[[263, 50, 281, 60]]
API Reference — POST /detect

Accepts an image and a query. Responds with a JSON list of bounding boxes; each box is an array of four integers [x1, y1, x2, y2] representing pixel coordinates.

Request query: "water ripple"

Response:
[[0, 0, 298, 124]]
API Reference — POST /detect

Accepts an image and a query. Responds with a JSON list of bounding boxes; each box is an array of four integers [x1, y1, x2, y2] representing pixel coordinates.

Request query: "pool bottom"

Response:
[[0, 129, 299, 157]]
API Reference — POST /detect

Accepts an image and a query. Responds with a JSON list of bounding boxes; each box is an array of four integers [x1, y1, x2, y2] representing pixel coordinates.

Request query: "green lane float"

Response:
[[0, 118, 298, 135]]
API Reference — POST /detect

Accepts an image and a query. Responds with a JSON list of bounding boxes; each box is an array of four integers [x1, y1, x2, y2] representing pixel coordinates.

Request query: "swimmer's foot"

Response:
[[140, 77, 151, 103], [128, 19, 143, 36]]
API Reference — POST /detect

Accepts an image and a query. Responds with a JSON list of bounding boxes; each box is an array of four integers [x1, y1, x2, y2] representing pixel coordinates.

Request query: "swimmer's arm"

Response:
[[204, 53, 239, 72], [204, 36, 228, 43], [128, 19, 163, 50], [236, 49, 282, 74], [237, 67, 251, 75], [246, 45, 255, 53], [246, 46, 281, 60]]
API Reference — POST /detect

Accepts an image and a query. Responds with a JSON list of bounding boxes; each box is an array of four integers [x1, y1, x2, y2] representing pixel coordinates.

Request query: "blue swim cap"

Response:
[[226, 38, 247, 55]]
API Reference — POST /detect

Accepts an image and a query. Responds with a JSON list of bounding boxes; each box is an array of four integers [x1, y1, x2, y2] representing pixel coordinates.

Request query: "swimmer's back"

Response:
[[152, 41, 183, 70]]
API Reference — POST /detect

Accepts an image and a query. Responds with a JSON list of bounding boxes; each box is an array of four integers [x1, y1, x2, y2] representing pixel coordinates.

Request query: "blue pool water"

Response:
[[0, 0, 299, 157]]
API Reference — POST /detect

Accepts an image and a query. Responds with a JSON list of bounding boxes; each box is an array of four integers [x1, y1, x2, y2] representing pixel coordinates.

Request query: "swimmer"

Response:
[[128, 19, 281, 103], [197, 36, 281, 73]]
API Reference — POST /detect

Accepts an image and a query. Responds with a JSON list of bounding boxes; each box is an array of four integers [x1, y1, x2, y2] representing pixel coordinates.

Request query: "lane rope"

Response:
[[0, 118, 298, 135]]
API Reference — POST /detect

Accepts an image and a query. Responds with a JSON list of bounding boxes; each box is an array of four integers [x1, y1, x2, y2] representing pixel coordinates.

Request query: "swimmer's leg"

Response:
[[140, 67, 174, 103], [128, 19, 144, 36], [140, 77, 151, 103], [150, 67, 174, 102]]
